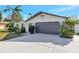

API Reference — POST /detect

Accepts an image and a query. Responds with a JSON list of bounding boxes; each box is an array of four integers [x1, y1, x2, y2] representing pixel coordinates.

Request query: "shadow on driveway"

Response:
[[5, 34, 73, 46]]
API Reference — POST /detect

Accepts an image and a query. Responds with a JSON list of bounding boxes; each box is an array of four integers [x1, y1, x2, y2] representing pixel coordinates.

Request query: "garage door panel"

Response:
[[35, 22, 60, 34]]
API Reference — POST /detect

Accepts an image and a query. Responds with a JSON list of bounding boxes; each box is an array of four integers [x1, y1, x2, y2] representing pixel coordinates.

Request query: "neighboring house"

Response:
[[25, 11, 67, 34], [0, 22, 9, 31], [0, 20, 24, 31]]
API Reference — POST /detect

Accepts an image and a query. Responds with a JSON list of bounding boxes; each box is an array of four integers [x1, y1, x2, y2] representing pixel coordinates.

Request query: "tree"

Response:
[[76, 19, 79, 24], [3, 5, 22, 22], [0, 11, 2, 22], [60, 18, 76, 38], [3, 18, 12, 22]]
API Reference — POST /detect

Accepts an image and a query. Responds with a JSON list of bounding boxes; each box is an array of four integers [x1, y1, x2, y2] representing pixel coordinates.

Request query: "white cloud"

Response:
[[2, 14, 7, 19], [48, 7, 62, 13], [23, 15, 28, 20], [48, 5, 79, 14]]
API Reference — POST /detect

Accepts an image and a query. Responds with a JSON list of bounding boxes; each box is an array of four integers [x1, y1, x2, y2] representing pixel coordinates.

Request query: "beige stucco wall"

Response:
[[25, 13, 65, 32]]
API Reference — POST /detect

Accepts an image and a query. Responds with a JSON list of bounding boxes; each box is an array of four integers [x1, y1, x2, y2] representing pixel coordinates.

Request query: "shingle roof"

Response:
[[25, 11, 67, 22]]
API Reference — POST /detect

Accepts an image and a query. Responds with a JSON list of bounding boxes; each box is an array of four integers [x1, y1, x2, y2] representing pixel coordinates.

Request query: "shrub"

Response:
[[20, 24, 26, 33], [76, 33, 79, 35], [60, 18, 76, 38], [29, 23, 34, 34], [6, 22, 14, 32], [15, 24, 20, 33]]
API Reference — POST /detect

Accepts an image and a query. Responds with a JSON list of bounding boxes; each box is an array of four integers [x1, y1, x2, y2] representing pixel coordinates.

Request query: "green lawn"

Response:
[[0, 31, 22, 41], [0, 32, 9, 41], [5, 32, 22, 40]]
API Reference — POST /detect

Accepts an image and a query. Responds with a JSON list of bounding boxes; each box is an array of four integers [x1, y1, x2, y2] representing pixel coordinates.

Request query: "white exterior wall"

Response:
[[25, 13, 65, 32], [75, 24, 79, 33]]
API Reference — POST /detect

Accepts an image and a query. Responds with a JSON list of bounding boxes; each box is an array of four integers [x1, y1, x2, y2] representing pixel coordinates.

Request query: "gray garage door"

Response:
[[35, 22, 60, 34]]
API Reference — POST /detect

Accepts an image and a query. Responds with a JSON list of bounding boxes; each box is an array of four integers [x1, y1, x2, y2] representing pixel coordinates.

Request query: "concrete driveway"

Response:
[[6, 33, 72, 46], [1, 33, 79, 53]]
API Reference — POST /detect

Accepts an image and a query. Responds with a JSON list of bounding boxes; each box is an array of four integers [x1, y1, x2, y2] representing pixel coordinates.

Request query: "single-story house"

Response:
[[25, 11, 67, 34]]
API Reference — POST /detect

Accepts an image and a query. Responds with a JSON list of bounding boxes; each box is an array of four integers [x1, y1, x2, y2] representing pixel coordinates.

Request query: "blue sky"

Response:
[[0, 5, 79, 20]]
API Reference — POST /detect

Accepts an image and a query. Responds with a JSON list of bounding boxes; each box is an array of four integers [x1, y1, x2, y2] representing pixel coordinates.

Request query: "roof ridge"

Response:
[[25, 11, 67, 22]]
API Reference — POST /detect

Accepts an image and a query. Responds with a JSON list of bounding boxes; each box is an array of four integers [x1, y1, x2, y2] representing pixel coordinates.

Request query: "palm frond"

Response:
[[3, 6, 12, 12], [15, 5, 22, 11], [3, 9, 10, 12]]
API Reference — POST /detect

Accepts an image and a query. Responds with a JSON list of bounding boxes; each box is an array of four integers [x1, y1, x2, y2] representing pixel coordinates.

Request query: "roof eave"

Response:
[[25, 11, 67, 22]]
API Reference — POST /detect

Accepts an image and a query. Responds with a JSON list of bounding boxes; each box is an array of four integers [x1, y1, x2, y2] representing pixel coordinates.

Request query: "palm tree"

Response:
[[3, 5, 22, 22], [0, 11, 3, 22]]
